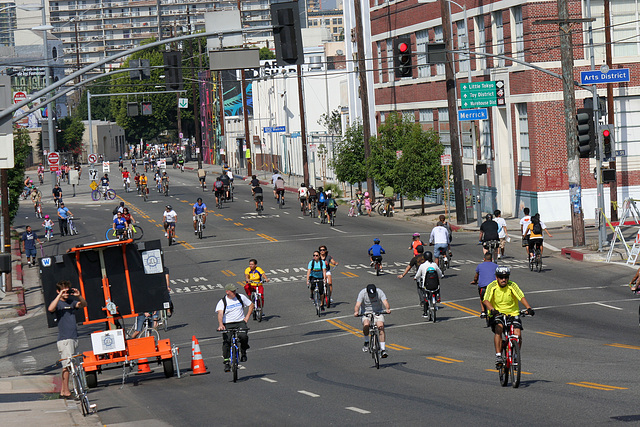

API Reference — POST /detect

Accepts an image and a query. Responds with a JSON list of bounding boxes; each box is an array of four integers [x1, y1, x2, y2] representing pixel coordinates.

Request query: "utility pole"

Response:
[[440, 0, 466, 225], [237, 0, 251, 175], [218, 70, 225, 164], [297, 63, 310, 186], [187, 6, 202, 169], [558, 0, 585, 246], [353, 0, 374, 199], [604, 0, 617, 221]]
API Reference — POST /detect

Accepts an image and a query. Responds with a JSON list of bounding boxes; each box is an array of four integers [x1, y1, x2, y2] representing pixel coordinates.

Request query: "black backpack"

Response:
[[532, 221, 542, 235], [220, 295, 245, 312], [112, 206, 120, 215], [424, 267, 440, 291]]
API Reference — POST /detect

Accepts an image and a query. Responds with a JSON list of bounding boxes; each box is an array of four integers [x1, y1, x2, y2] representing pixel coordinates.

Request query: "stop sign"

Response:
[[48, 152, 60, 166], [13, 92, 27, 104]]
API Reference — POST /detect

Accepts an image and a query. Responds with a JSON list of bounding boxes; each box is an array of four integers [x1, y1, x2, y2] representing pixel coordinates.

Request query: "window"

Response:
[[376, 42, 383, 83], [611, 0, 640, 57], [438, 108, 451, 154], [475, 16, 487, 70], [517, 103, 530, 164], [419, 109, 434, 130], [332, 18, 338, 25], [402, 110, 415, 122], [512, 6, 524, 61], [416, 29, 431, 78], [480, 120, 492, 161], [380, 112, 386, 123], [434, 26, 445, 75], [457, 19, 469, 73], [492, 11, 504, 67], [386, 39, 394, 81]]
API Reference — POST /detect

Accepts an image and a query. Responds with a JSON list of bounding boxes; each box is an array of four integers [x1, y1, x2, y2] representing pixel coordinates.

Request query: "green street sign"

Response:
[[460, 80, 505, 109], [178, 98, 189, 109]]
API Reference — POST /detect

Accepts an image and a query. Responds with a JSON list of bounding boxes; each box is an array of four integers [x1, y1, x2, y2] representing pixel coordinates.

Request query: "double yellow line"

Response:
[[427, 356, 462, 364], [607, 343, 640, 350], [568, 382, 627, 391], [536, 331, 572, 338], [341, 271, 359, 278], [257, 233, 278, 242], [221, 270, 236, 277], [324, 319, 411, 350], [442, 302, 479, 316]]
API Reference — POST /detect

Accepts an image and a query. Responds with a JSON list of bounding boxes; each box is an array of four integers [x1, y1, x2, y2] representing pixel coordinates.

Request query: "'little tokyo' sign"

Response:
[[580, 69, 630, 85]]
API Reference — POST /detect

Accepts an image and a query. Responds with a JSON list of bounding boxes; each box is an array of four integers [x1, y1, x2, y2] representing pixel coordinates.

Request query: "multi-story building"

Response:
[[354, 0, 640, 222], [308, 8, 344, 41]]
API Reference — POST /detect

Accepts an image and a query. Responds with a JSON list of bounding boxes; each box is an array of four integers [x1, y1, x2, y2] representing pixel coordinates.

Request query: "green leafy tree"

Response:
[[57, 115, 85, 158], [259, 47, 276, 60], [329, 122, 366, 185], [318, 107, 342, 135], [9, 128, 34, 222], [75, 75, 115, 122]]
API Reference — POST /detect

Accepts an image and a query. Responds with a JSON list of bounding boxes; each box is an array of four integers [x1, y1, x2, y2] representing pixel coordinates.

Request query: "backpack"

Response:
[[220, 295, 244, 312], [327, 198, 336, 209], [215, 180, 223, 190], [318, 193, 326, 203], [112, 206, 120, 215], [532, 221, 542, 235], [424, 267, 440, 291]]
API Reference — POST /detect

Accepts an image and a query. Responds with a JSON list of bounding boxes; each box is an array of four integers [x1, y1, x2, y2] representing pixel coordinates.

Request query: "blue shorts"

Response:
[[433, 244, 448, 258], [25, 247, 37, 257]]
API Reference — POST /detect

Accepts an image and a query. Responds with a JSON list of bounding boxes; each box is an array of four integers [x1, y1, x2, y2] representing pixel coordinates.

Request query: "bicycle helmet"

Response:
[[44, 214, 49, 219], [366, 284, 377, 297], [326, 190, 332, 196], [424, 251, 433, 262], [364, 192, 369, 197], [495, 266, 511, 277], [485, 213, 493, 221], [166, 205, 172, 210], [413, 232, 420, 237], [197, 197, 202, 203], [373, 238, 380, 243]]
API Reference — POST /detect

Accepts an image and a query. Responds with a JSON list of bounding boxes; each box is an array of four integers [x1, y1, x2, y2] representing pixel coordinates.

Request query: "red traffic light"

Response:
[[603, 129, 610, 138], [398, 42, 409, 53]]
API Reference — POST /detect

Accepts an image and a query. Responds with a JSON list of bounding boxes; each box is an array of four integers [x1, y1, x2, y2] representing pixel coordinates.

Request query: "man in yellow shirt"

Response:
[[483, 266, 535, 367], [139, 173, 148, 195], [244, 259, 269, 310]]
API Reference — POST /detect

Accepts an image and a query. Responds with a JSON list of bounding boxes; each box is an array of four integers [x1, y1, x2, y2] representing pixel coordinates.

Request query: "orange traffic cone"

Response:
[[137, 357, 151, 373], [191, 335, 209, 375]]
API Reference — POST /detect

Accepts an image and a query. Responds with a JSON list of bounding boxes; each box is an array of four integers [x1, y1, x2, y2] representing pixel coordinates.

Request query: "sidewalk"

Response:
[[0, 226, 102, 427]]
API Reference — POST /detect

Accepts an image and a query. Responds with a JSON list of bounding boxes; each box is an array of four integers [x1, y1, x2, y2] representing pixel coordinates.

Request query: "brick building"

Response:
[[366, 0, 639, 221]]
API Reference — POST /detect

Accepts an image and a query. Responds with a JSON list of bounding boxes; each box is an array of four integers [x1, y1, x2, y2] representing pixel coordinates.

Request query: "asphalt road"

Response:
[[7, 167, 640, 426]]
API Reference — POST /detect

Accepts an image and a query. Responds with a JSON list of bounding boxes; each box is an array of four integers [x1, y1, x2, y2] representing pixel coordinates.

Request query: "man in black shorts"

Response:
[[479, 214, 500, 258], [253, 184, 264, 211], [249, 175, 260, 195], [220, 173, 231, 200], [213, 177, 224, 206]]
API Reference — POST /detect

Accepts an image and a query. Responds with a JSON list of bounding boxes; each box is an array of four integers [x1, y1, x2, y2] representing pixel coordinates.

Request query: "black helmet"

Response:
[[424, 251, 433, 262], [166, 205, 172, 209], [495, 266, 511, 277], [366, 284, 377, 297], [485, 213, 493, 221], [197, 197, 202, 203]]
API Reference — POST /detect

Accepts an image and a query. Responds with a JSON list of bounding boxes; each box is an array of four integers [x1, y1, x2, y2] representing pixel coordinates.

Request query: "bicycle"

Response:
[[44, 226, 53, 241], [493, 310, 530, 388], [438, 253, 448, 274], [421, 285, 439, 322], [195, 214, 205, 239], [309, 277, 325, 317], [256, 197, 264, 214], [35, 202, 43, 219], [276, 190, 284, 209], [157, 303, 171, 332], [58, 354, 96, 416], [216, 195, 223, 209], [308, 199, 317, 218], [123, 179, 131, 193], [162, 181, 170, 197], [141, 185, 148, 202], [91, 187, 116, 201], [126, 316, 160, 342], [223, 327, 249, 383], [249, 280, 264, 322], [359, 312, 386, 369], [372, 256, 383, 276], [529, 244, 542, 272], [54, 197, 63, 208], [229, 182, 234, 202], [67, 216, 78, 235], [38, 172, 44, 184], [371, 197, 386, 216], [105, 224, 144, 241], [383, 199, 395, 217], [326, 209, 336, 227]]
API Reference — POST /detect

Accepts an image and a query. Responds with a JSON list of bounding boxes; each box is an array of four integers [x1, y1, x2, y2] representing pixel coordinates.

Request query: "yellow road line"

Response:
[[224, 218, 233, 221], [568, 382, 627, 391], [607, 343, 640, 350], [325, 319, 362, 337], [257, 233, 278, 242], [237, 281, 246, 286], [386, 344, 410, 351], [214, 213, 223, 217], [244, 227, 255, 231], [536, 331, 572, 338], [486, 369, 533, 374], [178, 241, 194, 250], [221, 270, 236, 277], [234, 222, 243, 226], [427, 356, 462, 364], [330, 319, 361, 333], [442, 301, 479, 316], [341, 271, 359, 278]]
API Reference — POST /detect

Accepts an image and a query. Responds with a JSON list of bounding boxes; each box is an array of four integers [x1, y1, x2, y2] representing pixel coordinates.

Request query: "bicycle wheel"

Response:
[[198, 222, 203, 239], [80, 393, 91, 416], [499, 344, 509, 387], [330, 211, 335, 226], [536, 252, 542, 272], [160, 310, 168, 332], [314, 289, 321, 317], [510, 340, 521, 388], [143, 190, 148, 202], [91, 189, 100, 201], [256, 296, 263, 322], [131, 225, 144, 241], [85, 371, 97, 389], [105, 228, 118, 241], [375, 262, 381, 276], [430, 295, 437, 323], [168, 231, 173, 246], [371, 331, 380, 369], [529, 256, 534, 271], [376, 204, 385, 216], [232, 345, 239, 383], [106, 189, 116, 200]]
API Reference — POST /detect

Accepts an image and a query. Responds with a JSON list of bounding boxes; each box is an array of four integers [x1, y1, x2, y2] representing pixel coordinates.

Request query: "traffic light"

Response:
[[576, 108, 594, 158], [271, 2, 304, 66], [394, 37, 412, 78], [601, 124, 615, 160], [163, 51, 183, 90], [129, 59, 151, 80]]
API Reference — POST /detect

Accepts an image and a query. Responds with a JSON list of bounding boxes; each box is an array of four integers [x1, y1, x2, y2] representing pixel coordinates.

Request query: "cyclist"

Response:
[[163, 205, 177, 241], [131, 157, 137, 173], [30, 187, 42, 214], [99, 174, 110, 195], [354, 284, 391, 357], [244, 259, 269, 311], [253, 184, 264, 212], [249, 175, 260, 195], [479, 213, 500, 259], [494, 209, 509, 259], [525, 213, 552, 260], [325, 190, 337, 222], [216, 283, 253, 371], [37, 164, 45, 183], [397, 244, 426, 279], [143, 156, 149, 172], [429, 222, 450, 267], [213, 177, 224, 206], [307, 185, 317, 211], [316, 187, 326, 218], [220, 172, 231, 200], [520, 207, 532, 258], [192, 197, 207, 234], [382, 185, 395, 215], [118, 157, 124, 171], [298, 183, 308, 212], [409, 233, 424, 257], [483, 266, 535, 367], [139, 173, 148, 196], [437, 214, 453, 259], [368, 238, 386, 269], [319, 245, 338, 306], [161, 171, 169, 194], [274, 176, 285, 205], [470, 252, 498, 319], [112, 211, 128, 240], [122, 207, 135, 233], [122, 167, 131, 192], [177, 154, 185, 170], [134, 173, 141, 193], [42, 215, 54, 238], [271, 169, 283, 199], [198, 169, 206, 189], [57, 202, 72, 237], [415, 251, 443, 311], [52, 184, 63, 207], [306, 250, 327, 310], [226, 168, 234, 191], [154, 169, 162, 192]]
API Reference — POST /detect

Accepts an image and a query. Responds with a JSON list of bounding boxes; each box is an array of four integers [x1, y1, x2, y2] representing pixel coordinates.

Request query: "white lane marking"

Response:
[[284, 212, 290, 215], [298, 390, 320, 398], [346, 407, 370, 414], [594, 302, 623, 310], [543, 242, 560, 252], [261, 377, 278, 383], [330, 227, 347, 234]]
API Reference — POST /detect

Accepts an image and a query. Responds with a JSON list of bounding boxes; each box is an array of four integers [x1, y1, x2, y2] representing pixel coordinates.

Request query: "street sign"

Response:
[[89, 169, 98, 180], [88, 153, 97, 164], [102, 161, 110, 173], [440, 154, 452, 166], [178, 98, 188, 108], [48, 152, 60, 171], [460, 80, 505, 109], [263, 126, 273, 133], [291, 131, 301, 138], [615, 150, 626, 157], [13, 92, 26, 104], [458, 108, 488, 121], [158, 159, 166, 169], [580, 68, 630, 85], [273, 126, 286, 132]]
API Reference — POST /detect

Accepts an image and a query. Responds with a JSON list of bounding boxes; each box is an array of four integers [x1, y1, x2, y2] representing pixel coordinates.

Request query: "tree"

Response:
[[57, 116, 85, 158], [74, 75, 115, 122], [9, 128, 33, 222], [329, 122, 366, 185], [259, 47, 275, 60], [318, 107, 342, 135]]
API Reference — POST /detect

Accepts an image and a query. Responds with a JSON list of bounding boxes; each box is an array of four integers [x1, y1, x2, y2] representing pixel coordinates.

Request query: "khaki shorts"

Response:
[[57, 339, 78, 368], [499, 238, 507, 249], [361, 313, 385, 325]]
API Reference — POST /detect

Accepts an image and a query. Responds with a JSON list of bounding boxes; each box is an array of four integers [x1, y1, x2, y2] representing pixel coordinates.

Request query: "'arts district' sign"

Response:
[[580, 68, 630, 85]]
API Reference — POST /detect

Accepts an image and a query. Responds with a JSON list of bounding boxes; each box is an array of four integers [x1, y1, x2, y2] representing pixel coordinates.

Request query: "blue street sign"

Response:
[[615, 150, 626, 157], [580, 68, 630, 84], [458, 108, 488, 121], [273, 126, 286, 132], [263, 126, 273, 133], [291, 131, 301, 138]]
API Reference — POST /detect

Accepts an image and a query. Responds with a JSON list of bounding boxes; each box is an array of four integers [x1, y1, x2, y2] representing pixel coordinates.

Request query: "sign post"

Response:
[[459, 81, 505, 109], [441, 154, 452, 217], [47, 152, 60, 172]]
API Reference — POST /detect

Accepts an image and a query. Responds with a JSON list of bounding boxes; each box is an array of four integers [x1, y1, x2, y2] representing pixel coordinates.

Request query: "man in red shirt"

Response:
[[122, 168, 131, 192]]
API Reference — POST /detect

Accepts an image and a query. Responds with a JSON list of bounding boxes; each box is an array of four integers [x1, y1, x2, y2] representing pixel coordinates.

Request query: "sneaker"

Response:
[[164, 232, 168, 237], [223, 360, 231, 372], [370, 261, 374, 266], [480, 312, 487, 319], [495, 355, 504, 367], [240, 354, 247, 363], [381, 350, 388, 358], [422, 314, 429, 318], [330, 298, 334, 303], [497, 254, 501, 259], [362, 342, 369, 352], [194, 230, 198, 235], [321, 306, 325, 311]]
